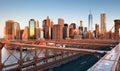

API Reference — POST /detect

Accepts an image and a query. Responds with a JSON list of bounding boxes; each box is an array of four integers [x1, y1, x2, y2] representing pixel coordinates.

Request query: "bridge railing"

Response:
[[88, 43, 120, 71]]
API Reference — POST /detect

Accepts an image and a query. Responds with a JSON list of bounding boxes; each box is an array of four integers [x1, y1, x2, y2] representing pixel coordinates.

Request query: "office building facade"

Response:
[[52, 24, 63, 40], [101, 13, 106, 35], [5, 20, 14, 40], [29, 19, 36, 39]]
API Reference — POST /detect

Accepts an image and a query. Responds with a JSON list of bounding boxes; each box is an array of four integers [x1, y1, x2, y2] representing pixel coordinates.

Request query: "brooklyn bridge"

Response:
[[0, 39, 119, 71]]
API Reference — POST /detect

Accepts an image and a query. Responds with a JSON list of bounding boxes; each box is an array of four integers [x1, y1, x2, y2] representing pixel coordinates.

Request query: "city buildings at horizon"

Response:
[[4, 13, 119, 40], [1, 0, 120, 38]]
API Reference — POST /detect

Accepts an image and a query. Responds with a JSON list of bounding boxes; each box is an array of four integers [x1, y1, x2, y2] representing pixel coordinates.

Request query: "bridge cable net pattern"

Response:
[[0, 41, 81, 71]]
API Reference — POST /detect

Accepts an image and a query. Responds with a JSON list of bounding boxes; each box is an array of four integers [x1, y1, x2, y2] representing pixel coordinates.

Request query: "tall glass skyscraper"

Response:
[[29, 19, 36, 39], [88, 12, 93, 32], [14, 22, 20, 40]]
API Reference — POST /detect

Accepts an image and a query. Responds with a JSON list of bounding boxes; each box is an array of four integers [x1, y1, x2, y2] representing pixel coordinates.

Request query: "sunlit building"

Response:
[[46, 16, 51, 27], [52, 24, 63, 40], [14, 22, 20, 40], [95, 24, 99, 39], [43, 26, 52, 39], [58, 18, 64, 27], [5, 20, 14, 40], [36, 20, 40, 39], [51, 21, 54, 27], [43, 16, 52, 39], [36, 28, 40, 39], [40, 28, 44, 39], [29, 19, 36, 40], [36, 20, 39, 27], [22, 26, 29, 40], [73, 29, 82, 39], [101, 13, 106, 35], [69, 23, 76, 38], [4, 20, 21, 40]]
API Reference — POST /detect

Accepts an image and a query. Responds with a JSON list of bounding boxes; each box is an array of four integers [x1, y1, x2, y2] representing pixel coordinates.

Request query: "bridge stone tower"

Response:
[[114, 20, 120, 40]]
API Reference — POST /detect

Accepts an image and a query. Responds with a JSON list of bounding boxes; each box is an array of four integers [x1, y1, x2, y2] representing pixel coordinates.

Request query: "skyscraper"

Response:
[[69, 23, 76, 38], [50, 21, 54, 27], [29, 19, 36, 40], [88, 12, 93, 32], [80, 21, 83, 27], [63, 24, 69, 39], [101, 13, 106, 35], [39, 28, 44, 39], [46, 16, 51, 27], [4, 20, 21, 40], [14, 22, 20, 40], [79, 21, 83, 36], [36, 20, 39, 27], [58, 18, 64, 27], [20, 30, 24, 40], [43, 20, 47, 27], [95, 24, 99, 38], [36, 20, 40, 39], [52, 24, 63, 40], [22, 26, 29, 40], [5, 20, 14, 40], [42, 16, 52, 39], [83, 27, 87, 39]]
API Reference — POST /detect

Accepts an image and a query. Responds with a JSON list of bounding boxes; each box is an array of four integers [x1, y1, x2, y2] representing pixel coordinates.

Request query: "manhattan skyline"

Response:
[[0, 0, 120, 37]]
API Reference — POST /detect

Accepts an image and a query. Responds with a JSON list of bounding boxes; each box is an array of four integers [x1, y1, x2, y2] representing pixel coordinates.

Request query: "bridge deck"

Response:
[[88, 43, 120, 71]]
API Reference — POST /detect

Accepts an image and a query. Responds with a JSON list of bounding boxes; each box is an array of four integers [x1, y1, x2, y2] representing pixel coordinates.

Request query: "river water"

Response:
[[45, 54, 99, 71], [44, 46, 113, 71]]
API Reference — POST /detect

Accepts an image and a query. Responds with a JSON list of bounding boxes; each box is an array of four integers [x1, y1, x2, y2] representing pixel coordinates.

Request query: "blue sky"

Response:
[[0, 0, 120, 37]]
